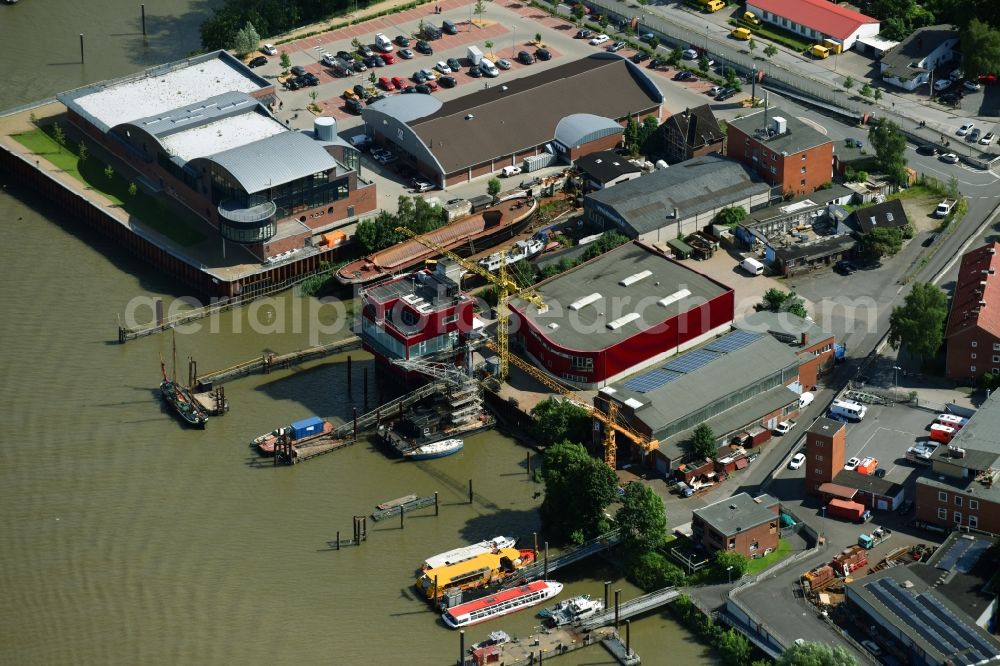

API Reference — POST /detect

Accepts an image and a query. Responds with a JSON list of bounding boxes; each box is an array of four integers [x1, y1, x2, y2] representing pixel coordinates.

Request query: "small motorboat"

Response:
[[403, 438, 464, 460], [539, 594, 604, 626]]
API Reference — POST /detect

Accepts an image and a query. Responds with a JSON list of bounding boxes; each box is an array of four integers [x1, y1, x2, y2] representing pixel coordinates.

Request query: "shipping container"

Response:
[[290, 416, 326, 440], [826, 498, 866, 522]]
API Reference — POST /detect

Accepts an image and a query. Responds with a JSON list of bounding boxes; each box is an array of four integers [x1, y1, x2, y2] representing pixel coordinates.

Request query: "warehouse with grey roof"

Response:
[[583, 154, 771, 243]]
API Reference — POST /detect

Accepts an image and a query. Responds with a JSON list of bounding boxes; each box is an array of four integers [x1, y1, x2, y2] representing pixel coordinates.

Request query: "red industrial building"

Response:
[[735, 311, 836, 389], [358, 260, 475, 375], [508, 241, 735, 389], [726, 109, 834, 196], [691, 492, 781, 559], [945, 242, 1000, 383], [805, 418, 847, 494]]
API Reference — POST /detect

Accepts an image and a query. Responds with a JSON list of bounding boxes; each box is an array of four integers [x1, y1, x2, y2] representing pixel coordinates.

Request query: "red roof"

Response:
[[748, 0, 878, 41], [447, 581, 549, 615], [947, 242, 1000, 340]]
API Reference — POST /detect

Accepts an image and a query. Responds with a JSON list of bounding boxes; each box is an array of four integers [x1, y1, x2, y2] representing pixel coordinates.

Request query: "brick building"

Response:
[[691, 492, 781, 558], [915, 392, 1000, 532], [361, 54, 662, 187], [726, 109, 834, 196], [661, 105, 726, 165], [944, 242, 1000, 383], [735, 311, 836, 389], [803, 418, 846, 494]]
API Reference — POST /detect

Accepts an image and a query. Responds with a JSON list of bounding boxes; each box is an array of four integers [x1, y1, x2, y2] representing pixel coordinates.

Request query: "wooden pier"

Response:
[[370, 493, 438, 521], [192, 336, 361, 387], [460, 625, 640, 666]]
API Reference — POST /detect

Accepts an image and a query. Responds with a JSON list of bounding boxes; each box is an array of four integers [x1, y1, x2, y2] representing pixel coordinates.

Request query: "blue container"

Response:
[[290, 416, 325, 440]]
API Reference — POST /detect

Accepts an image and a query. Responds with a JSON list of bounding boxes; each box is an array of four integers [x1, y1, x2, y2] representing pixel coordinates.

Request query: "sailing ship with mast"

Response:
[[159, 335, 208, 428]]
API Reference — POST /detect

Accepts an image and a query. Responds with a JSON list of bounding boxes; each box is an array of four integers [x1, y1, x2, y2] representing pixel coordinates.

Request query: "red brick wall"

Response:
[[726, 125, 833, 195], [946, 327, 1000, 382], [699, 519, 779, 558], [805, 422, 845, 494], [915, 483, 997, 532], [567, 132, 623, 161]]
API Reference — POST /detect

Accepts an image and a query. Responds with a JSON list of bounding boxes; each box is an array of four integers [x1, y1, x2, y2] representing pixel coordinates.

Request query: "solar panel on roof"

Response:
[[705, 330, 761, 353], [920, 593, 999, 659], [867, 580, 960, 659], [956, 539, 990, 573], [664, 349, 719, 374], [622, 369, 681, 393], [936, 537, 975, 571]]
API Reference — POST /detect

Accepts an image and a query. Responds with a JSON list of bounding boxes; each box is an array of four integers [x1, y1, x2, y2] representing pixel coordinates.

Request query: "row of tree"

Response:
[[353, 195, 447, 254], [200, 0, 351, 51]]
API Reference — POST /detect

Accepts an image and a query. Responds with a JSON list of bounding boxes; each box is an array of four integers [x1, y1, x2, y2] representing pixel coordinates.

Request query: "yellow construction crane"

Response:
[[494, 342, 659, 468], [394, 226, 543, 379]]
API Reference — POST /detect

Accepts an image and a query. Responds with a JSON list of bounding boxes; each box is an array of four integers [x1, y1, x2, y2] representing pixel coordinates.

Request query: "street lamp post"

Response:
[[893, 365, 902, 402], [726, 565, 733, 584], [820, 506, 826, 542], [513, 25, 517, 57]]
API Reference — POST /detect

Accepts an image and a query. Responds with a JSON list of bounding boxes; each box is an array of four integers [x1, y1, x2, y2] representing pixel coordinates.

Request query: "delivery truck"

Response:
[[740, 256, 764, 276]]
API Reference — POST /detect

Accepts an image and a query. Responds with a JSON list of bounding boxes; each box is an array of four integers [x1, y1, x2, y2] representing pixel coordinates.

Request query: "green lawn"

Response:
[[746, 538, 792, 575], [12, 126, 207, 247]]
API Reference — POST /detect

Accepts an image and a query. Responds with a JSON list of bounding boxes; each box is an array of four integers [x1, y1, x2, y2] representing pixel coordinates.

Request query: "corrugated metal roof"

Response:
[[367, 94, 442, 123], [205, 131, 339, 194], [554, 114, 623, 149]]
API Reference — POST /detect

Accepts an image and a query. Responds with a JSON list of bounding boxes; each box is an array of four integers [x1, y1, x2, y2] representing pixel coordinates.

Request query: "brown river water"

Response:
[[0, 1, 717, 663]]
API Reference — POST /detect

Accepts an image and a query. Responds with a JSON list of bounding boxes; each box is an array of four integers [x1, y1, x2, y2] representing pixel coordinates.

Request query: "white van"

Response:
[[830, 399, 867, 422], [480, 58, 499, 77], [740, 257, 764, 276], [374, 33, 393, 52], [501, 165, 522, 177]]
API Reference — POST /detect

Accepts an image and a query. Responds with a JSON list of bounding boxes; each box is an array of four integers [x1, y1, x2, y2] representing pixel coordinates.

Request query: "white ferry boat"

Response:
[[442, 580, 564, 628], [477, 238, 544, 271], [539, 594, 604, 626], [421, 535, 516, 571]]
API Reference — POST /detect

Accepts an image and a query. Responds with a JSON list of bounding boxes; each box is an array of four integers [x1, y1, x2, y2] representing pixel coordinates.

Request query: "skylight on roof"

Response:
[[569, 292, 602, 311], [619, 270, 653, 287], [607, 312, 641, 330], [658, 288, 692, 307]]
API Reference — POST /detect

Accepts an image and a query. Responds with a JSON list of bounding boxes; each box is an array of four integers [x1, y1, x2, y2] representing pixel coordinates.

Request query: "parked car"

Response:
[[290, 65, 307, 76], [731, 27, 752, 40], [343, 88, 359, 100], [933, 78, 952, 92], [496, 58, 512, 70], [336, 50, 352, 61], [415, 40, 433, 55], [774, 420, 795, 435], [631, 52, 650, 63], [400, 85, 416, 94], [682, 48, 699, 60], [536, 48, 552, 61], [964, 80, 981, 92], [413, 70, 428, 83], [860, 640, 883, 658], [576, 29, 593, 39], [398, 48, 414, 59], [939, 152, 960, 164], [363, 55, 378, 67], [517, 50, 534, 65], [353, 84, 369, 99], [345, 98, 364, 114], [844, 457, 861, 471], [394, 35, 410, 47], [425, 79, 439, 90], [435, 60, 451, 74], [378, 76, 395, 90], [708, 85, 724, 96], [968, 128, 982, 143], [414, 84, 432, 94], [916, 144, 938, 156], [446, 57, 461, 72], [420, 68, 437, 80], [438, 75, 457, 88], [608, 40, 626, 52], [835, 260, 858, 275], [938, 92, 962, 107], [979, 74, 998, 85], [261, 43, 277, 56], [674, 70, 693, 81], [381, 52, 395, 65], [351, 60, 368, 73], [715, 87, 737, 101], [366, 93, 386, 105], [372, 55, 386, 67], [468, 65, 482, 77], [413, 179, 435, 192], [284, 78, 300, 90], [357, 45, 373, 57], [589, 34, 610, 46], [443, 20, 458, 35], [957, 122, 975, 136], [789, 453, 806, 470], [248, 55, 267, 68], [981, 132, 996, 146], [922, 232, 939, 247]]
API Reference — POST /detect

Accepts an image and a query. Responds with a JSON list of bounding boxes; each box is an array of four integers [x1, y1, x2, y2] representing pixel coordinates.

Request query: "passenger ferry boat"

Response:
[[421, 536, 516, 571], [442, 580, 564, 628], [538, 594, 604, 626], [416, 547, 535, 599]]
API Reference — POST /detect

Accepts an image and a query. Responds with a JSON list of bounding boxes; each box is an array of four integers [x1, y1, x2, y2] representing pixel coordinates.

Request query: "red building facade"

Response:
[[945, 242, 1000, 383], [726, 111, 834, 196]]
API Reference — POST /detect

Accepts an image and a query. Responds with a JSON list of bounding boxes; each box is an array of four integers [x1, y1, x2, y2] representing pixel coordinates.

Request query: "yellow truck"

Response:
[[731, 27, 752, 40], [704, 0, 725, 12], [809, 44, 830, 59]]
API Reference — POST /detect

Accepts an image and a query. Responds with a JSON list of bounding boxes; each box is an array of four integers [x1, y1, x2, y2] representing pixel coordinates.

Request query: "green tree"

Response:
[[764, 44, 778, 59], [843, 76, 854, 90], [755, 288, 808, 318], [888, 282, 948, 359], [698, 54, 709, 72], [540, 441, 618, 542], [487, 176, 501, 200], [639, 115, 660, 154], [581, 231, 628, 260], [714, 206, 747, 226], [280, 51, 291, 71], [777, 641, 858, 666], [691, 423, 716, 460], [717, 628, 753, 665], [475, 0, 485, 22], [668, 47, 682, 66], [571, 3, 586, 25], [78, 141, 88, 164], [862, 226, 904, 259], [844, 167, 868, 183], [103, 164, 114, 180], [873, 87, 883, 103], [648, 35, 660, 51], [629, 551, 687, 590], [868, 118, 908, 185], [530, 397, 591, 447], [599, 15, 610, 31], [51, 122, 66, 152], [615, 482, 668, 557], [859, 82, 873, 98], [624, 117, 641, 154], [748, 38, 757, 54], [535, 32, 542, 45], [714, 550, 749, 579], [351, 37, 363, 49], [947, 175, 960, 199], [231, 20, 260, 57], [128, 182, 138, 197], [485, 39, 494, 57], [961, 19, 1000, 79], [369, 71, 377, 86]]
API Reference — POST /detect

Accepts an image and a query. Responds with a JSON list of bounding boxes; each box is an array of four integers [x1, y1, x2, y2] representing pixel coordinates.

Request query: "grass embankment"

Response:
[[12, 126, 207, 247]]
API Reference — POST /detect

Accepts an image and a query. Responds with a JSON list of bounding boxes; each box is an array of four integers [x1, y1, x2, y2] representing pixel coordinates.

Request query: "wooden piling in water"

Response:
[[347, 355, 352, 391], [533, 532, 538, 560], [353, 408, 358, 440], [336, 531, 340, 551], [604, 581, 610, 609], [544, 542, 549, 579], [363, 368, 368, 411], [626, 619, 631, 656], [468, 479, 473, 504], [526, 451, 531, 476], [458, 630, 465, 666], [434, 491, 439, 516], [400, 508, 405, 530], [614, 590, 621, 628]]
